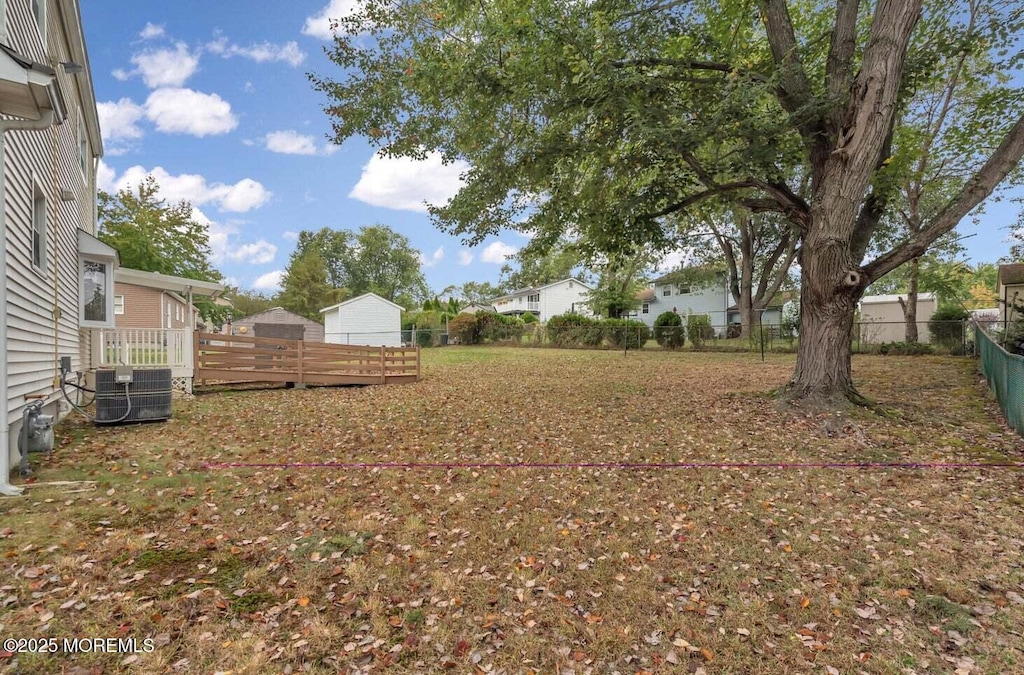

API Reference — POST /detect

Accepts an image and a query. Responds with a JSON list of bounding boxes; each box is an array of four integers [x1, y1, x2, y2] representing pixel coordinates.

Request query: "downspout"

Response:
[[1, 110, 58, 496]]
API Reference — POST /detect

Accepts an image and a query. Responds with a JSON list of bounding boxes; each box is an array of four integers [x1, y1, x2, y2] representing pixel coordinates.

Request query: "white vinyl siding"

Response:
[[322, 294, 402, 347], [78, 114, 88, 177], [5, 0, 103, 464]]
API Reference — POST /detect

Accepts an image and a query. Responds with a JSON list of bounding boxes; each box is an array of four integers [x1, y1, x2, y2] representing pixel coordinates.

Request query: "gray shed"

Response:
[[231, 307, 325, 342]]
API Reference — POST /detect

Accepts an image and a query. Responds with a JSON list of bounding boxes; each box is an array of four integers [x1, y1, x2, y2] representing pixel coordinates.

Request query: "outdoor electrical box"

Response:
[[115, 365, 134, 384]]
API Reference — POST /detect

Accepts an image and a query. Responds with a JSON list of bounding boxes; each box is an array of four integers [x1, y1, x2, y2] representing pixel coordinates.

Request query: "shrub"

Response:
[[928, 305, 969, 350], [477, 312, 525, 342], [547, 314, 602, 347], [603, 319, 651, 350], [687, 314, 715, 350], [873, 341, 935, 356], [653, 311, 684, 349], [521, 312, 538, 324], [726, 324, 742, 339], [448, 313, 480, 345]]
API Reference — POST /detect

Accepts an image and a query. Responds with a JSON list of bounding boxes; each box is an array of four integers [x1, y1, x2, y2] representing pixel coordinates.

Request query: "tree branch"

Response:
[[611, 58, 771, 84], [863, 113, 1024, 282], [760, 0, 814, 121], [825, 0, 860, 133]]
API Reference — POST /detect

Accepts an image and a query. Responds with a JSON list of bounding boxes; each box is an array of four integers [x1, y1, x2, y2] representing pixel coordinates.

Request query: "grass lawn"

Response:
[[2, 348, 1023, 674]]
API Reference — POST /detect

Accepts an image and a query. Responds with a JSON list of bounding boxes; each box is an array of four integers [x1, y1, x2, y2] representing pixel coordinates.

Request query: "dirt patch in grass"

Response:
[[2, 348, 1022, 673]]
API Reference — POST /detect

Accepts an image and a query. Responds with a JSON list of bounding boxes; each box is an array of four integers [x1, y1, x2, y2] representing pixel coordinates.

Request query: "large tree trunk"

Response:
[[784, 230, 863, 406], [903, 258, 919, 343]]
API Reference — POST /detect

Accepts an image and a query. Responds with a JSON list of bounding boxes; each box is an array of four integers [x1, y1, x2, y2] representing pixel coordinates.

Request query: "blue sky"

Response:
[[81, 1, 1017, 295]]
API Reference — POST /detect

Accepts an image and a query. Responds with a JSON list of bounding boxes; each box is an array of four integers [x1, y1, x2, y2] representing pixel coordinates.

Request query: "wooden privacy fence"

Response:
[[193, 332, 419, 386]]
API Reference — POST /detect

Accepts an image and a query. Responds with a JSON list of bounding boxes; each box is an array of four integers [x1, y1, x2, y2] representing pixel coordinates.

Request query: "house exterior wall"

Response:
[[493, 279, 594, 322], [324, 295, 401, 346], [232, 307, 324, 342], [537, 279, 591, 322], [860, 296, 937, 344], [113, 283, 160, 328], [636, 277, 730, 330], [4, 0, 102, 464]]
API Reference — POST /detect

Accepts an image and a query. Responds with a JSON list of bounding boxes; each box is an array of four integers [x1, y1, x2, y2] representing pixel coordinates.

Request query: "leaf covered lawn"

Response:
[[2, 348, 1023, 674]]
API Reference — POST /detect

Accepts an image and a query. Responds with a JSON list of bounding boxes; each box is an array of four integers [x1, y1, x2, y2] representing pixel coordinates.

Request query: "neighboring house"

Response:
[[491, 278, 593, 322], [458, 302, 495, 315], [634, 271, 786, 333], [727, 293, 789, 327], [113, 267, 224, 330], [859, 293, 937, 344], [633, 271, 731, 330], [231, 307, 324, 343], [998, 263, 1024, 329], [321, 293, 403, 347], [1, 0, 106, 494]]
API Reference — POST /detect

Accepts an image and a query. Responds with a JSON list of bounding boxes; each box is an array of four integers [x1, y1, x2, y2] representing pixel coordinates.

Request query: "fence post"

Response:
[[416, 345, 421, 381], [192, 330, 201, 386], [380, 346, 386, 384], [297, 339, 304, 386]]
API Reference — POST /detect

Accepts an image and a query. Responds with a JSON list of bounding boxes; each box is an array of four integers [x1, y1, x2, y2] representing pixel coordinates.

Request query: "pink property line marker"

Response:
[[201, 461, 1024, 471]]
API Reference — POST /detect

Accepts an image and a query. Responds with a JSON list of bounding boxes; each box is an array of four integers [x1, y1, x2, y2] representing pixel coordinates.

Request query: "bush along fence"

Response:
[[975, 323, 1024, 436], [410, 312, 974, 355]]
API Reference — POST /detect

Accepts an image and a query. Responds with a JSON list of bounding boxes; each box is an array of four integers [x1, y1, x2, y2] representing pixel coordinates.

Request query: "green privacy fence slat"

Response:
[[976, 323, 1024, 435]]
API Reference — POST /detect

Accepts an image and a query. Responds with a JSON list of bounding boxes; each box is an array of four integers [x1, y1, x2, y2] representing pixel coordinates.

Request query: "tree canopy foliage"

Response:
[[313, 0, 1024, 403], [98, 175, 226, 323], [282, 225, 428, 314], [98, 175, 221, 283]]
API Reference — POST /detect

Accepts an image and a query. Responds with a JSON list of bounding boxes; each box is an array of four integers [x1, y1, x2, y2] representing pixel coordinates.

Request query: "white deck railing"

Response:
[[89, 328, 194, 377]]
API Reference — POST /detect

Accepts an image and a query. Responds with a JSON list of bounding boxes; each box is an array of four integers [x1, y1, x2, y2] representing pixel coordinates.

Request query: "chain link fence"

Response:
[[408, 320, 972, 354], [975, 322, 1024, 435]]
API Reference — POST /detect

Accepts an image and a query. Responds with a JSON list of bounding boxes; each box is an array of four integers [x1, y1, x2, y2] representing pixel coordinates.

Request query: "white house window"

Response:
[[165, 302, 172, 328], [677, 285, 690, 295], [78, 115, 88, 176], [642, 303, 650, 314], [31, 183, 46, 271], [527, 293, 540, 303], [114, 295, 124, 315], [31, 0, 45, 45], [81, 260, 109, 323], [662, 286, 671, 297]]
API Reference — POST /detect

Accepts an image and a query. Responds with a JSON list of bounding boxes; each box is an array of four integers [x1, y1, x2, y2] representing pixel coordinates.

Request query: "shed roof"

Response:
[[999, 263, 1024, 285], [320, 292, 405, 314], [860, 293, 936, 305], [232, 307, 322, 326]]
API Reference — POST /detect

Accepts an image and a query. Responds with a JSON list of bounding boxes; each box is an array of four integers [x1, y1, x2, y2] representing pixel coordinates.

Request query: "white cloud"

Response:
[[130, 43, 200, 88], [139, 23, 165, 40], [97, 98, 145, 154], [145, 88, 238, 137], [265, 130, 318, 155], [420, 246, 445, 268], [349, 152, 467, 213], [112, 68, 131, 81], [103, 164, 271, 213], [480, 241, 518, 264], [208, 38, 306, 67], [229, 241, 278, 265], [243, 81, 256, 93], [263, 130, 336, 156], [252, 270, 284, 292], [458, 250, 473, 266], [283, 231, 300, 242], [302, 0, 361, 39], [96, 160, 116, 193]]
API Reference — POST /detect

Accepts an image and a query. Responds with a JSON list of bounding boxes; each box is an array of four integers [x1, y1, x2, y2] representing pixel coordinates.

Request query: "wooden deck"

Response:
[[194, 332, 420, 386]]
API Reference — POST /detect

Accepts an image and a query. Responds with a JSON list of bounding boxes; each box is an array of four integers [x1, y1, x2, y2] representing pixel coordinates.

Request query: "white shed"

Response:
[[320, 293, 403, 347], [859, 293, 937, 343]]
